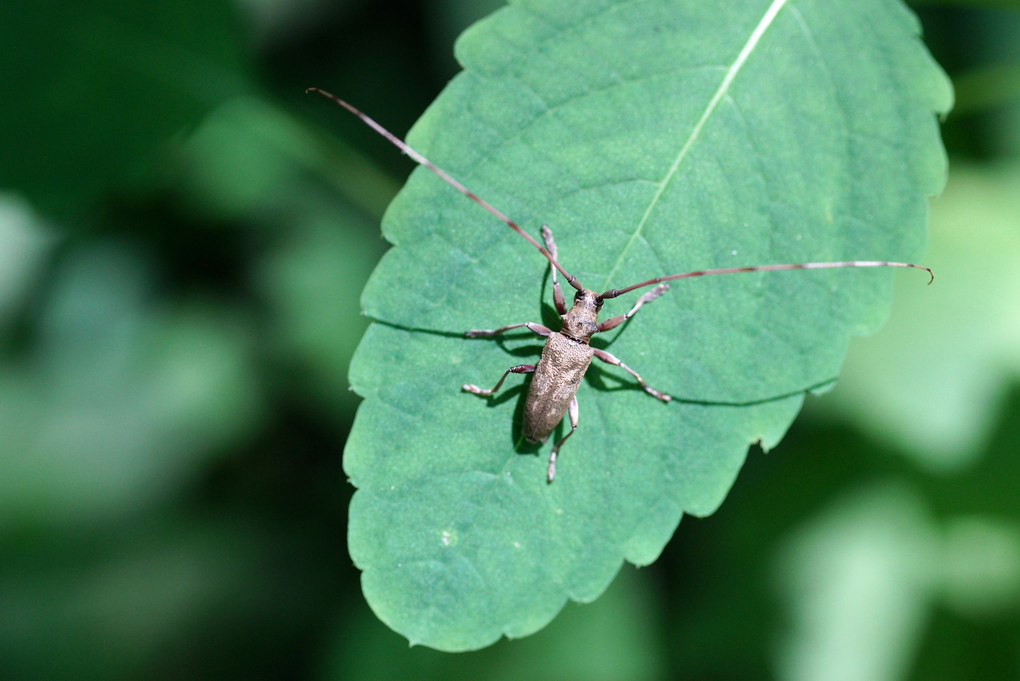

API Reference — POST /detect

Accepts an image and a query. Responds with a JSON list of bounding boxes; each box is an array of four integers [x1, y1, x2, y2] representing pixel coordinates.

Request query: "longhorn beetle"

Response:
[[308, 88, 933, 483]]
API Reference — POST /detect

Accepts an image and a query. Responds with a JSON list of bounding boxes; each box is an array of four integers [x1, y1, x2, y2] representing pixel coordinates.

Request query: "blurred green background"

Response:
[[1, 1, 1018, 679]]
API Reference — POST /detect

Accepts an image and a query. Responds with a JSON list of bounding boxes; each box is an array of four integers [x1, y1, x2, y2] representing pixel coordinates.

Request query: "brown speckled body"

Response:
[[460, 236, 672, 481], [520, 288, 601, 442], [523, 332, 594, 442]]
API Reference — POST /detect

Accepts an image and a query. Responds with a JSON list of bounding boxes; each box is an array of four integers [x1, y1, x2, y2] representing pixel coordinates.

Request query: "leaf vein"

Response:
[[601, 0, 792, 289]]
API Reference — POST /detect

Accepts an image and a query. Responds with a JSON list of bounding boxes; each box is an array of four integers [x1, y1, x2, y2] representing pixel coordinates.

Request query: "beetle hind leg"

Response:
[[547, 396, 579, 483], [592, 348, 671, 402]]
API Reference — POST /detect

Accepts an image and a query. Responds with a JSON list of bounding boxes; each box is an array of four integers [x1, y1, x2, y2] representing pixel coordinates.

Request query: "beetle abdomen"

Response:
[[523, 332, 594, 442]]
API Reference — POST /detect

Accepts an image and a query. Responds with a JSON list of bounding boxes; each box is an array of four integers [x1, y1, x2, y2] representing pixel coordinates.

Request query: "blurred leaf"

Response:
[[0, 0, 247, 221], [0, 194, 54, 328], [342, 0, 951, 650], [0, 244, 263, 531], [938, 6, 1020, 157], [772, 484, 939, 681], [235, 0, 360, 47], [256, 208, 386, 416], [939, 516, 1020, 616], [821, 164, 1020, 470], [951, 61, 1020, 116], [0, 513, 327, 681], [770, 431, 1020, 681], [173, 97, 400, 221], [174, 99, 307, 221]]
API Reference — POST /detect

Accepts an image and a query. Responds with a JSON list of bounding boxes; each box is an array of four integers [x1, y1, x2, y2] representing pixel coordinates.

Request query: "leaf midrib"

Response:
[[600, 0, 791, 291]]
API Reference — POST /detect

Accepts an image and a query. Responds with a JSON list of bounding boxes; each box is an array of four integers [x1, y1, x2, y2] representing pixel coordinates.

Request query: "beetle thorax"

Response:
[[560, 289, 602, 343]]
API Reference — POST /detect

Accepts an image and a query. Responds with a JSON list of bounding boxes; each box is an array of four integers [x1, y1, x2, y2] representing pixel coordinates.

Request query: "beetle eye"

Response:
[[595, 297, 604, 310], [573, 290, 583, 301]]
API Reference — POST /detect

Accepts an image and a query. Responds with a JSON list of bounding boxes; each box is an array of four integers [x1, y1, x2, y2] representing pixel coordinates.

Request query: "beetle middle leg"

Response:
[[465, 322, 551, 338], [462, 315, 548, 400], [462, 364, 536, 397], [592, 348, 672, 402]]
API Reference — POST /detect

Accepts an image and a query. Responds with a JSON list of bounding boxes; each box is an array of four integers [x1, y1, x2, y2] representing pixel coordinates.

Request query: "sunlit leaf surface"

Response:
[[344, 0, 950, 650]]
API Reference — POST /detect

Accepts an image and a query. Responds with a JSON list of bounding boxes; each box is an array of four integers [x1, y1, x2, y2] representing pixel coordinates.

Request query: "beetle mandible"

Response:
[[308, 88, 933, 483]]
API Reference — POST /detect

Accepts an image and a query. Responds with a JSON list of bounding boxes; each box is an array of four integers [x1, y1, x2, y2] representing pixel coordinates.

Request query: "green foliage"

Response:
[[345, 0, 951, 650], [0, 1, 245, 221], [5, 0, 1018, 677]]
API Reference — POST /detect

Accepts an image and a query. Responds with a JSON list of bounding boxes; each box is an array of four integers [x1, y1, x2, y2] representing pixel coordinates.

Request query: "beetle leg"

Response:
[[465, 322, 551, 338], [462, 364, 535, 397], [547, 395, 578, 483], [541, 225, 567, 315], [592, 348, 671, 402], [597, 283, 669, 332]]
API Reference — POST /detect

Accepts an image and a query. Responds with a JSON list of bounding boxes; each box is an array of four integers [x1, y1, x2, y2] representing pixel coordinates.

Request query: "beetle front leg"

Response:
[[597, 283, 669, 332], [547, 395, 578, 483], [541, 225, 567, 315], [462, 364, 535, 397], [592, 348, 671, 402]]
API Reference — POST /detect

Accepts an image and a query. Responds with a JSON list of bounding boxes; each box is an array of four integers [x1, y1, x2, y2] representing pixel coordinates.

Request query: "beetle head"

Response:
[[560, 289, 602, 342]]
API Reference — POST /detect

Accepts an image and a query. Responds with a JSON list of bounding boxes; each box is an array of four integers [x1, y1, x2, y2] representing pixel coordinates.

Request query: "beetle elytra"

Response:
[[308, 88, 933, 482]]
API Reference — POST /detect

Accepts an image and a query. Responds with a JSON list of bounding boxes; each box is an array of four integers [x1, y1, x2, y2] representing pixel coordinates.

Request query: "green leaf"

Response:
[[0, 244, 263, 530], [343, 0, 951, 651]]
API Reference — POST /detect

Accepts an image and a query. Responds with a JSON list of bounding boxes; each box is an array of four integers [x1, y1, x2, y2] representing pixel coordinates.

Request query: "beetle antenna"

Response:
[[599, 260, 933, 299], [307, 87, 583, 292]]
